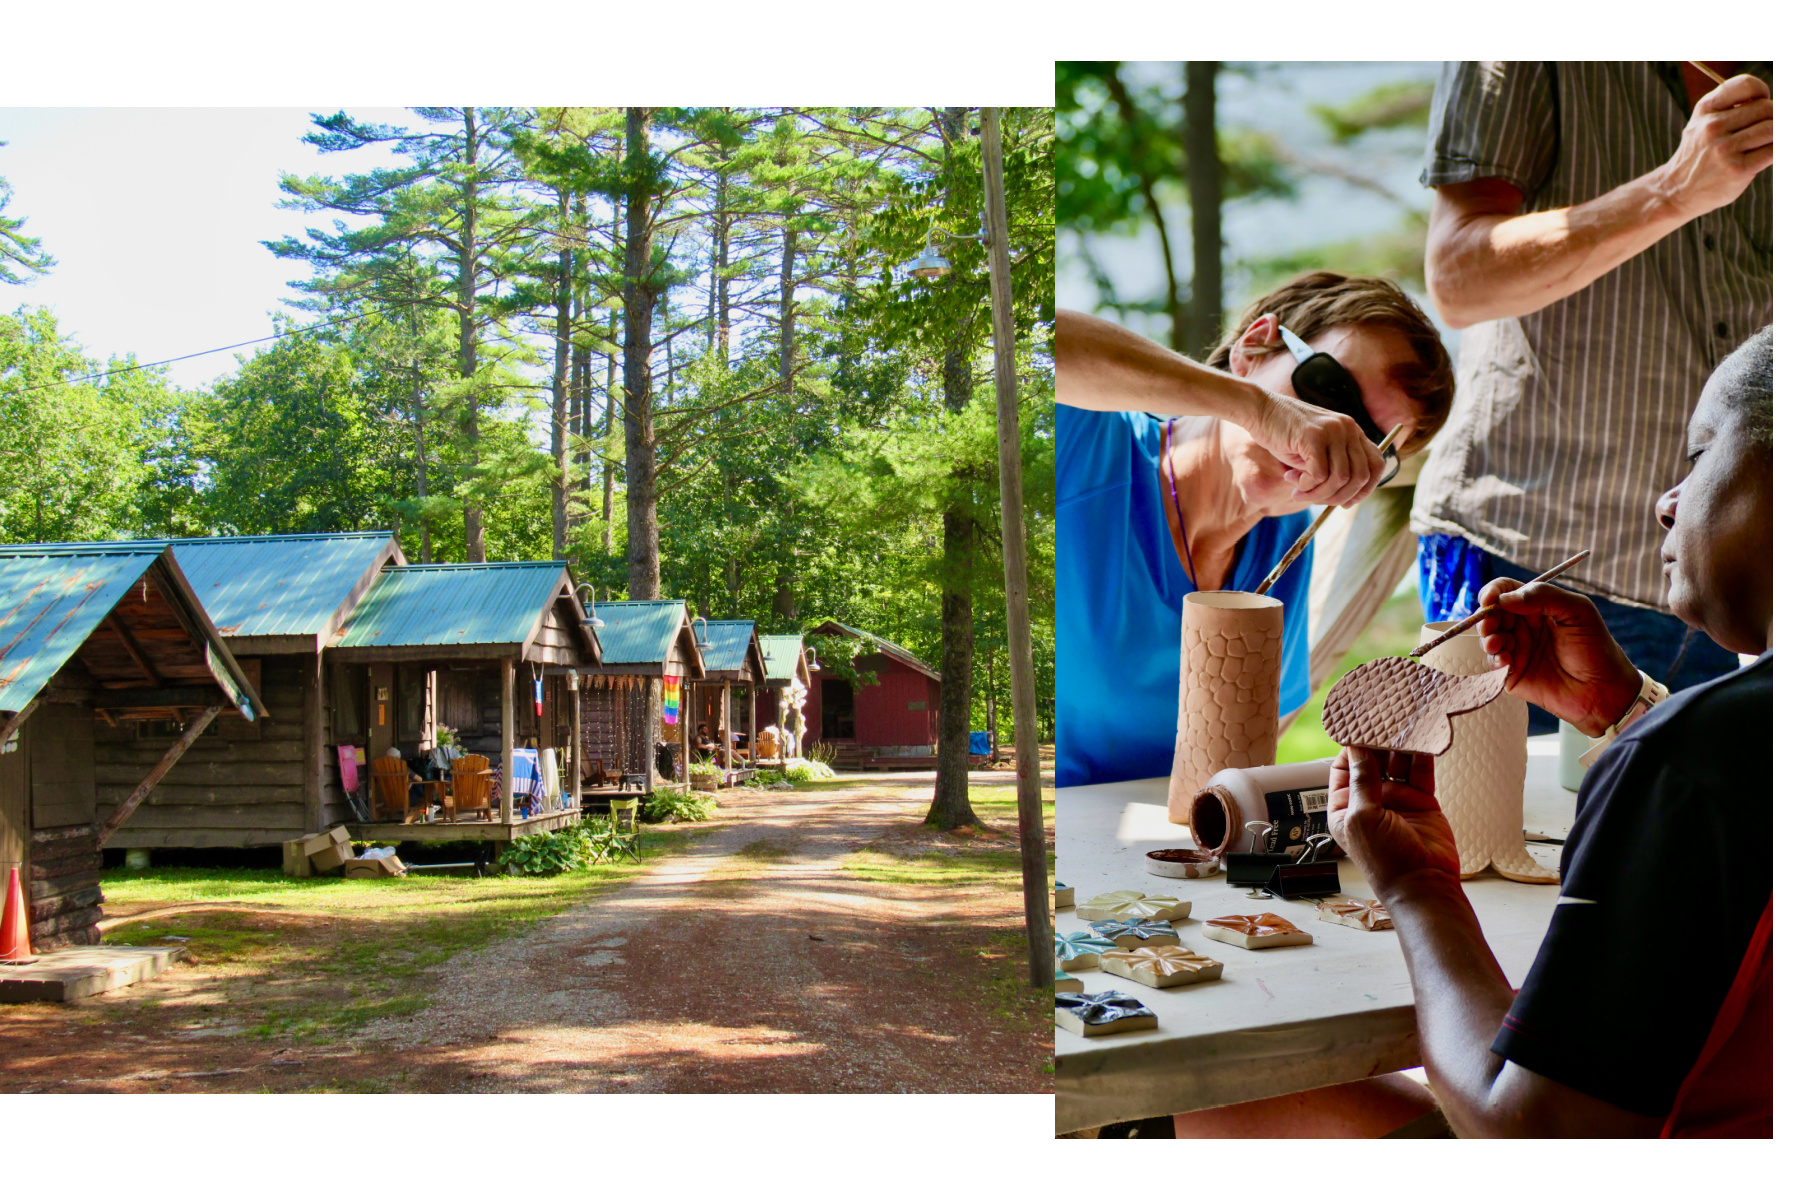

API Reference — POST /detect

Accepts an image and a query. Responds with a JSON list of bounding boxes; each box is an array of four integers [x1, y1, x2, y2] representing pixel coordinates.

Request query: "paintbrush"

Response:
[[1408, 549, 1592, 659], [1254, 425, 1405, 596], [1689, 61, 1728, 86]]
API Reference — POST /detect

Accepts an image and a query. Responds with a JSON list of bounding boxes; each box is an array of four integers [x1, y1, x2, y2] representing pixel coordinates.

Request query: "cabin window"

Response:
[[395, 664, 426, 744], [821, 678, 856, 740], [331, 664, 369, 742]]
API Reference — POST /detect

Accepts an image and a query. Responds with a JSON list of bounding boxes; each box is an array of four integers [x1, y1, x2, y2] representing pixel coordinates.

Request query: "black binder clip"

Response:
[[1226, 820, 1290, 896], [1265, 835, 1340, 899]]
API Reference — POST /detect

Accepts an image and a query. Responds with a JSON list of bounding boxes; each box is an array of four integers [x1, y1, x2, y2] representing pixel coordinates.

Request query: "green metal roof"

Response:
[[589, 600, 692, 667], [0, 546, 167, 714], [759, 633, 808, 686], [335, 562, 572, 649], [172, 532, 397, 638], [700, 619, 761, 677]]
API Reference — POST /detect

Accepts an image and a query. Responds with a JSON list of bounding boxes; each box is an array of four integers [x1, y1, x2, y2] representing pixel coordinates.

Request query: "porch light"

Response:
[[575, 582, 605, 630], [693, 616, 713, 652], [903, 222, 987, 281]]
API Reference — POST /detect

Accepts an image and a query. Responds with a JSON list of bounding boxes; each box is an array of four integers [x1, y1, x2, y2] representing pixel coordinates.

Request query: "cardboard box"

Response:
[[302, 826, 352, 872], [281, 839, 314, 878], [345, 854, 406, 879]]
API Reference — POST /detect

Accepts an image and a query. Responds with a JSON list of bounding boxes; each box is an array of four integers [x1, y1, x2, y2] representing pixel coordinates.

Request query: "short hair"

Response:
[[1709, 325, 1773, 455], [1204, 271, 1456, 459]]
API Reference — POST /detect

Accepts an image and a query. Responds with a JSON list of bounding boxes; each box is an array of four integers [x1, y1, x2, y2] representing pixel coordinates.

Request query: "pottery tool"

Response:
[[1255, 425, 1405, 596], [1408, 550, 1591, 659], [1100, 946, 1224, 988], [1201, 912, 1315, 950], [1055, 990, 1160, 1037], [1689, 61, 1727, 86]]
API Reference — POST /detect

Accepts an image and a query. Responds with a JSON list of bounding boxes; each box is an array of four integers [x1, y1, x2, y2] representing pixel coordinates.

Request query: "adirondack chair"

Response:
[[369, 757, 419, 822], [447, 754, 495, 822], [756, 730, 780, 762], [584, 749, 621, 788]]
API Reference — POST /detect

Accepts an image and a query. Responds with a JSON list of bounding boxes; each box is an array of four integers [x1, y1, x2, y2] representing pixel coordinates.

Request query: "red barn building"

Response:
[[801, 620, 941, 768]]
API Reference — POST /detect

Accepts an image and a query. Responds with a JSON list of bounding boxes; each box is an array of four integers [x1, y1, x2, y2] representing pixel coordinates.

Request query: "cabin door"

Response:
[[0, 715, 29, 878]]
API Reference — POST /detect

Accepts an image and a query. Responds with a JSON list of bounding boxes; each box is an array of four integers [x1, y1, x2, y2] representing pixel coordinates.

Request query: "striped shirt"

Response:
[[1412, 62, 1773, 611]]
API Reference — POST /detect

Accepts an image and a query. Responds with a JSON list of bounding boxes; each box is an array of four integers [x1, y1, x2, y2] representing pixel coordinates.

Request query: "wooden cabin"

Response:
[[691, 619, 766, 784], [801, 620, 942, 769], [753, 633, 812, 760], [82, 532, 402, 847], [576, 600, 707, 797], [1, 544, 265, 948], [325, 561, 602, 841]]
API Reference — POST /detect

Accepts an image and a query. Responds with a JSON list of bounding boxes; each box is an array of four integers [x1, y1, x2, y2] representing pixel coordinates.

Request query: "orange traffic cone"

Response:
[[1, 865, 35, 963]]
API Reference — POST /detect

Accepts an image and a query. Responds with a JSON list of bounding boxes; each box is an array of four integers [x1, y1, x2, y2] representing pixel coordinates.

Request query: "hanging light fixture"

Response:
[[902, 222, 987, 281], [693, 616, 713, 652]]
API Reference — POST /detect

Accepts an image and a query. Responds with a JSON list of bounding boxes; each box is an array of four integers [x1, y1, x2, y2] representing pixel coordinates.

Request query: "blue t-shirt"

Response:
[[1055, 404, 1313, 789]]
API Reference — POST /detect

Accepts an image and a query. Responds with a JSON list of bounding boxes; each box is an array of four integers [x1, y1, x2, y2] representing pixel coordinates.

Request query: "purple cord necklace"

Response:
[[1162, 418, 1200, 586]]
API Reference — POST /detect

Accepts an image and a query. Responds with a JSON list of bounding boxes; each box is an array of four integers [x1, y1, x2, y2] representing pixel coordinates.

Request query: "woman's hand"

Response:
[[1327, 747, 1461, 898], [1474, 579, 1642, 736], [1249, 389, 1385, 507]]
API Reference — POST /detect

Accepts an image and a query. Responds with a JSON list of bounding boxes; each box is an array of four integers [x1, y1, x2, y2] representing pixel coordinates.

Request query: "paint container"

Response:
[[1419, 621, 1558, 883], [1167, 591, 1283, 825], [1188, 758, 1334, 857]]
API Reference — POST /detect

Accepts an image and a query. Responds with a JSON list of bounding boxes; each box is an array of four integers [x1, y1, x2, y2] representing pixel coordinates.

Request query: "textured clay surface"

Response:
[[1055, 931, 1119, 970], [1419, 628, 1560, 884], [1073, 890, 1191, 923], [1316, 898, 1392, 931], [1098, 946, 1223, 987], [1204, 912, 1301, 938], [1167, 594, 1283, 824], [1321, 656, 1508, 754]]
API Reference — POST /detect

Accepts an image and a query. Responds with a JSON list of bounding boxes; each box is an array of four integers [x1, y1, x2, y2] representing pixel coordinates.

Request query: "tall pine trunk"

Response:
[[925, 106, 981, 832], [1183, 62, 1223, 358], [458, 106, 486, 562], [778, 225, 797, 388], [550, 189, 572, 558], [621, 107, 660, 601]]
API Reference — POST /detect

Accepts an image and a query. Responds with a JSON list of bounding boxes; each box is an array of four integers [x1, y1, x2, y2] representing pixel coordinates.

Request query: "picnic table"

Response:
[[1055, 735, 1575, 1134]]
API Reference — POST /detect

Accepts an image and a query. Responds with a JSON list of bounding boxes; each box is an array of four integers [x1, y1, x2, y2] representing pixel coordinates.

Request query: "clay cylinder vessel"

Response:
[[1418, 621, 1558, 883], [1189, 759, 1333, 855], [1167, 591, 1283, 825]]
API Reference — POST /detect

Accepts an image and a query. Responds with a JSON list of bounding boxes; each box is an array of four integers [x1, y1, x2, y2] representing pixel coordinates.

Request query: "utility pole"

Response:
[[979, 107, 1052, 991]]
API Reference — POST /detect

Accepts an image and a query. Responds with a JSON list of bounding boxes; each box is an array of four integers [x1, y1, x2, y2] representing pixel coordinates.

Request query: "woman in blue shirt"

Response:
[[1056, 273, 1456, 789]]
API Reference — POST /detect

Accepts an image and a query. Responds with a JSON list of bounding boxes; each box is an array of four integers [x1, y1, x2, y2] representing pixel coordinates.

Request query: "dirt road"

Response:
[[4, 774, 1051, 1093]]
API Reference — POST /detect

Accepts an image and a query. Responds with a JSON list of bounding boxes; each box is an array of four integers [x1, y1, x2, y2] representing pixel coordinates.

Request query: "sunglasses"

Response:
[[1278, 325, 1401, 486]]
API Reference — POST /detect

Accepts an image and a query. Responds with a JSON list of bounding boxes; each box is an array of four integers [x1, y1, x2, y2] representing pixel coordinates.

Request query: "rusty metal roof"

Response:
[[759, 634, 809, 686], [334, 561, 573, 650], [171, 532, 399, 638], [0, 546, 166, 714]]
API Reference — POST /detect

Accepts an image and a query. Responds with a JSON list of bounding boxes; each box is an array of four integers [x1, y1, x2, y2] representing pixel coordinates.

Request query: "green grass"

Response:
[[969, 783, 1054, 827], [99, 827, 712, 1040], [1277, 589, 1425, 763], [840, 849, 1023, 888]]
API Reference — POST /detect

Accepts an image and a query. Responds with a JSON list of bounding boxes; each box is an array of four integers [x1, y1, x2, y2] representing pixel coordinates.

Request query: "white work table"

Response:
[[1055, 736, 1575, 1134]]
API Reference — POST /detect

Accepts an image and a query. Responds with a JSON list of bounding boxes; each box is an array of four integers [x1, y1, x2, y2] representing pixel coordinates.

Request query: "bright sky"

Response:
[[0, 108, 414, 390]]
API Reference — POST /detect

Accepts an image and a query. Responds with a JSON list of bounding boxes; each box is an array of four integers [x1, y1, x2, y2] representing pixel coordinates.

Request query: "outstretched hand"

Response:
[[1327, 746, 1461, 898], [1474, 578, 1641, 736], [1252, 389, 1385, 507], [1663, 72, 1774, 221]]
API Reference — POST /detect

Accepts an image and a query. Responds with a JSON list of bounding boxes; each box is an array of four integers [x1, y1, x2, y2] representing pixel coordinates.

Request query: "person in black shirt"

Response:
[[1328, 327, 1772, 1137]]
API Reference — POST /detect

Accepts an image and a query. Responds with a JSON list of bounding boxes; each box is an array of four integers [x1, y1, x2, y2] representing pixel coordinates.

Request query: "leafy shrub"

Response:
[[688, 759, 721, 781], [496, 818, 635, 875], [784, 759, 836, 783], [806, 741, 838, 766], [750, 768, 786, 787], [644, 786, 718, 824]]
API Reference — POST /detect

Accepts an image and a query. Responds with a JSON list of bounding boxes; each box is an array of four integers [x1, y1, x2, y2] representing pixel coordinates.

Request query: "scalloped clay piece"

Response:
[[1201, 912, 1314, 949], [1055, 930, 1120, 970], [1055, 969, 1084, 993], [1316, 897, 1392, 931], [1074, 890, 1193, 923], [1054, 880, 1074, 909], [1088, 919, 1179, 949], [1321, 656, 1509, 754], [1100, 946, 1224, 988], [1054, 990, 1159, 1037]]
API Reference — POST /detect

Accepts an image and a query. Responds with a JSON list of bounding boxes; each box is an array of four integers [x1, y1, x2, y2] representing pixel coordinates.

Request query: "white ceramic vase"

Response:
[[1167, 592, 1283, 825], [1418, 621, 1559, 883]]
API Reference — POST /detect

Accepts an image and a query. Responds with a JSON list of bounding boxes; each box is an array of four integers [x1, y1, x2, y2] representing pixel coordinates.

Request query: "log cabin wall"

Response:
[[18, 669, 104, 948], [92, 654, 308, 849], [580, 675, 649, 780]]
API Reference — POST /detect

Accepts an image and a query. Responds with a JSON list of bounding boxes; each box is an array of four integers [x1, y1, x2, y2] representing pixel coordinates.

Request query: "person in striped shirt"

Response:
[[1413, 62, 1772, 733]]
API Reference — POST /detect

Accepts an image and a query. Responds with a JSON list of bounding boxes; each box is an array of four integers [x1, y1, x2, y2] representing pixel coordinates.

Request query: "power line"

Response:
[[15, 312, 364, 393]]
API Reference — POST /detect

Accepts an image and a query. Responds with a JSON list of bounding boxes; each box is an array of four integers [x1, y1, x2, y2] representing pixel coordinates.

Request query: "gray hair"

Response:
[[1709, 325, 1773, 453]]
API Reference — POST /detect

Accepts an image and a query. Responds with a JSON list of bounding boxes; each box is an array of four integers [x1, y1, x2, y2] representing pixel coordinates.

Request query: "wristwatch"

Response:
[[1578, 670, 1669, 768]]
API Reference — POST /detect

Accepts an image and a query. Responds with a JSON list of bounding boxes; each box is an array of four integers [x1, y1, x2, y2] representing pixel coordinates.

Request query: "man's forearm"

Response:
[[1054, 308, 1261, 423], [1425, 172, 1690, 328], [1381, 871, 1518, 1136]]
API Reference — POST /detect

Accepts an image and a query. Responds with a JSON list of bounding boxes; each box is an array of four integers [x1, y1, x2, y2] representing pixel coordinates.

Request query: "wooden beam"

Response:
[[93, 686, 227, 710], [498, 658, 515, 823], [104, 614, 163, 687], [1, 696, 43, 751], [303, 653, 324, 832], [97, 706, 223, 846]]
